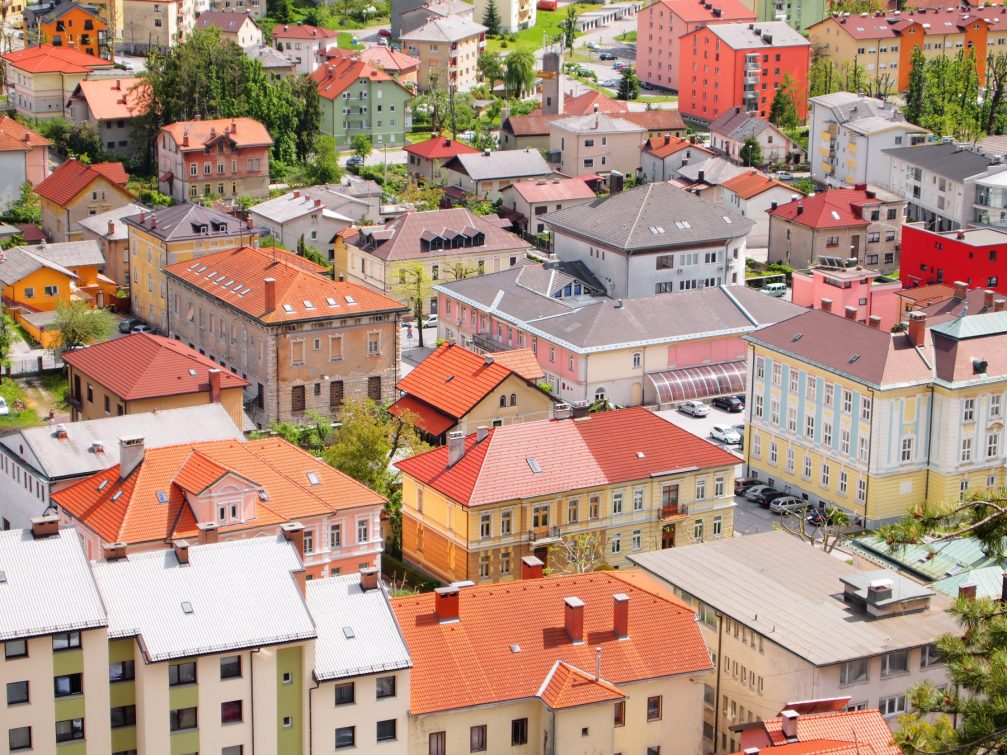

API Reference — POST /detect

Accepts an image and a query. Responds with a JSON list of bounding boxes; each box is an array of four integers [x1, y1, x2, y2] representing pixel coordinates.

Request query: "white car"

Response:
[[679, 400, 710, 417], [710, 424, 741, 444], [422, 314, 439, 329], [743, 484, 773, 501], [770, 496, 807, 514], [0, 397, 8, 416]]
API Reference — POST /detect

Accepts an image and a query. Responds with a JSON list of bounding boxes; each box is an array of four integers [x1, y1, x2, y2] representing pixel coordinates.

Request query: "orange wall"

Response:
[[39, 8, 107, 57], [896, 24, 923, 91]]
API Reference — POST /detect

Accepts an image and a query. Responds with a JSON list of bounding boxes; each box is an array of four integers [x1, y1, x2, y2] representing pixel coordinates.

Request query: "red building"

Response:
[[679, 21, 811, 123], [901, 222, 1007, 293]]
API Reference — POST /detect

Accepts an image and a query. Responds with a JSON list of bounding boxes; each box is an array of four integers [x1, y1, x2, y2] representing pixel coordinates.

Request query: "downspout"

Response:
[[864, 385, 876, 527], [250, 647, 260, 753], [307, 673, 320, 755], [550, 708, 557, 755], [712, 612, 724, 753], [922, 384, 935, 512]]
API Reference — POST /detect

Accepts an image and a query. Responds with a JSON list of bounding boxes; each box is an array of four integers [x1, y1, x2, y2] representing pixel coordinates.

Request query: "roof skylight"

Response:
[[527, 457, 542, 473], [306, 471, 320, 486], [282, 304, 295, 313]]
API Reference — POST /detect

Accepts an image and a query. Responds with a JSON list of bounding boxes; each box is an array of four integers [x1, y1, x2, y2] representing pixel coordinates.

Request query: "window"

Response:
[[647, 695, 663, 721], [901, 437, 913, 462], [335, 682, 354, 705], [961, 437, 974, 463], [882, 650, 909, 677], [53, 631, 80, 650], [821, 463, 830, 487], [840, 429, 851, 455], [55, 718, 84, 742], [111, 704, 136, 728], [169, 661, 196, 686], [772, 363, 781, 386], [501, 510, 512, 534], [430, 731, 447, 755], [376, 676, 396, 699], [987, 432, 1000, 458], [8, 727, 31, 751], [840, 658, 869, 685], [963, 398, 975, 422], [754, 395, 764, 418], [839, 471, 848, 495], [921, 644, 941, 668], [632, 351, 641, 368], [992, 395, 1003, 418], [5, 639, 27, 658], [632, 530, 642, 550], [787, 407, 797, 433], [357, 519, 369, 544], [368, 332, 380, 356], [790, 370, 799, 393], [54, 673, 82, 697], [610, 533, 622, 554], [879, 694, 906, 717], [291, 384, 306, 412], [480, 512, 492, 537], [6, 681, 28, 705], [109, 660, 134, 682], [613, 492, 623, 514], [368, 376, 382, 401], [511, 718, 528, 745], [861, 398, 871, 420], [696, 478, 707, 499], [377, 719, 397, 742], [335, 725, 355, 749], [470, 724, 487, 751], [304, 530, 314, 554], [221, 700, 243, 723], [220, 656, 242, 679], [823, 422, 833, 446], [805, 415, 815, 439], [614, 700, 626, 726], [633, 489, 644, 511], [330, 380, 344, 408], [713, 515, 722, 537], [589, 495, 600, 519], [694, 520, 704, 542]]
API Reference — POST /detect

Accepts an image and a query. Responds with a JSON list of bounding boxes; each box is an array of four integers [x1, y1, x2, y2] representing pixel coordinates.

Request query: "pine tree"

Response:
[[740, 136, 763, 167], [768, 73, 799, 130], [617, 65, 639, 101], [482, 0, 501, 37], [904, 45, 926, 125]]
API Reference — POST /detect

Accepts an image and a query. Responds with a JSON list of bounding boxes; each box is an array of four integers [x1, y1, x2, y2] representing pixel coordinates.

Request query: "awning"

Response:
[[158, 171, 173, 182], [388, 395, 456, 437], [647, 361, 746, 404]]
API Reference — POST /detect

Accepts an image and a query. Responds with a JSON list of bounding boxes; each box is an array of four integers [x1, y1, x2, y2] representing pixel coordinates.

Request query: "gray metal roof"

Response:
[[307, 574, 412, 681], [92, 535, 317, 662], [401, 14, 486, 41], [77, 203, 147, 241], [709, 108, 771, 141], [883, 142, 1000, 181], [705, 21, 810, 49], [122, 204, 254, 242], [0, 404, 244, 482], [21, 239, 105, 267], [543, 182, 752, 251], [0, 527, 107, 641], [247, 44, 297, 68], [249, 186, 369, 224], [444, 149, 551, 182], [629, 531, 960, 666], [676, 156, 749, 185], [930, 310, 1007, 340], [810, 91, 908, 127], [550, 112, 648, 134], [0, 247, 73, 283]]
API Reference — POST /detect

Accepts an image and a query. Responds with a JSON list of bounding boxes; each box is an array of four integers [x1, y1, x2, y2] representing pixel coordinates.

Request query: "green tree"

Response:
[[739, 136, 763, 167], [399, 181, 445, 209], [477, 52, 504, 92], [617, 65, 640, 101], [482, 0, 501, 36], [351, 134, 373, 163], [768, 73, 799, 130], [257, 412, 332, 454], [562, 5, 577, 53], [395, 263, 433, 348], [268, 0, 293, 22], [904, 45, 926, 125], [48, 300, 115, 356], [0, 308, 16, 369], [296, 234, 328, 267], [3, 181, 40, 225], [306, 135, 345, 185], [807, 56, 836, 98], [503, 50, 536, 99]]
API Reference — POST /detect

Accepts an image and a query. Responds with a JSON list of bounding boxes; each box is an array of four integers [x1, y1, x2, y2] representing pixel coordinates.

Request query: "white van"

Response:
[[762, 282, 787, 297]]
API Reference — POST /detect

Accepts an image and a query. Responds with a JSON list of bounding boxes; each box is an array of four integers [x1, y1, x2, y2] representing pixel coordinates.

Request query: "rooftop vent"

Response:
[[181, 601, 194, 614], [342, 626, 355, 639]]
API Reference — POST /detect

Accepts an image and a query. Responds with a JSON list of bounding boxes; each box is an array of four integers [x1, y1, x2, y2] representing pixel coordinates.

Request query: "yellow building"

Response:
[[122, 0, 194, 52], [1, 44, 114, 119], [743, 304, 1007, 528], [34, 158, 133, 242], [400, 14, 487, 91], [396, 406, 739, 584], [123, 203, 259, 330]]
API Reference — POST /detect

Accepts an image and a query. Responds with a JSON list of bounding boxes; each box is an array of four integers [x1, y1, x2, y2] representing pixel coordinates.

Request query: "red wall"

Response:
[[900, 224, 1007, 293], [679, 26, 810, 123]]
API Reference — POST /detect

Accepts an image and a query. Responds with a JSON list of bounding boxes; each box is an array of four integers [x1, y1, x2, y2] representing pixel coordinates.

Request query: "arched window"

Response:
[[499, 394, 507, 408], [632, 352, 642, 368], [595, 387, 607, 402], [509, 393, 517, 406]]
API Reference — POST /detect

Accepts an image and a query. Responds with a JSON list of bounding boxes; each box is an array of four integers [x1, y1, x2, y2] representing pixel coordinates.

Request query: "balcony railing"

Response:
[[471, 333, 507, 353], [661, 504, 686, 519], [528, 526, 562, 544]]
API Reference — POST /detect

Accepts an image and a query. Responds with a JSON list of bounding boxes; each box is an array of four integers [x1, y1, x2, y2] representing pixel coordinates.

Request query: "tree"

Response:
[[398, 181, 444, 209], [258, 412, 332, 454], [395, 263, 433, 347], [482, 0, 501, 36], [477, 52, 504, 93], [503, 50, 536, 99], [981, 51, 1007, 136], [562, 5, 577, 53], [306, 136, 344, 185], [549, 533, 609, 574], [807, 56, 836, 98], [48, 301, 115, 356], [617, 65, 640, 101], [777, 503, 850, 554], [904, 45, 926, 125], [3, 181, 40, 225], [0, 308, 16, 369], [351, 134, 373, 163], [768, 74, 799, 130], [739, 136, 763, 167], [296, 234, 328, 267], [268, 0, 293, 22]]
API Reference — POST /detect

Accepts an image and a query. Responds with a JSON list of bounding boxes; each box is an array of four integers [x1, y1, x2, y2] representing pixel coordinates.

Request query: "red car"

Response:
[[378, 28, 392, 37], [537, 0, 558, 9]]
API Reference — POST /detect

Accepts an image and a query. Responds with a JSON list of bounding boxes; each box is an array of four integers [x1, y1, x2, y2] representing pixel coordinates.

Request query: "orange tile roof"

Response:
[[392, 570, 711, 715], [33, 159, 130, 206], [732, 742, 881, 755], [164, 245, 406, 324], [722, 170, 796, 200], [52, 437, 386, 545], [763, 710, 899, 754], [310, 57, 411, 100], [768, 188, 893, 229], [508, 176, 596, 204], [387, 394, 456, 437], [355, 45, 420, 72], [491, 348, 543, 381], [538, 661, 626, 710], [161, 117, 273, 152], [0, 115, 50, 151], [641, 134, 704, 158], [72, 77, 148, 120], [403, 136, 480, 160], [61, 332, 248, 400], [272, 22, 339, 39], [564, 89, 630, 115], [395, 406, 740, 505], [2, 44, 112, 73], [898, 282, 955, 305]]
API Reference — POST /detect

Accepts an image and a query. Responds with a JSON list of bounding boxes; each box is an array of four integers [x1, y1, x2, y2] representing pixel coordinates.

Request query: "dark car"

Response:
[[377, 28, 392, 37], [734, 477, 761, 496], [118, 316, 143, 334], [599, 52, 617, 60], [757, 490, 791, 508], [712, 395, 744, 412]]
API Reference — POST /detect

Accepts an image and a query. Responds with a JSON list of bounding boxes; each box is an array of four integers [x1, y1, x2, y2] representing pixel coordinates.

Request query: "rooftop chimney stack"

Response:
[[476, 425, 488, 443], [613, 593, 630, 639], [484, 354, 494, 366], [996, 299, 1007, 313], [197, 522, 219, 545], [208, 369, 222, 403], [820, 297, 832, 313], [844, 305, 858, 320], [118, 436, 145, 480], [564, 596, 585, 644], [959, 583, 977, 601], [521, 555, 544, 580], [359, 566, 380, 591], [553, 402, 573, 420], [281, 522, 307, 596], [107, 220, 115, 236], [435, 585, 460, 622], [102, 542, 128, 561], [985, 289, 995, 309], [173, 539, 191, 565], [30, 514, 60, 539], [55, 424, 68, 440], [609, 170, 624, 194], [907, 312, 927, 347], [447, 430, 465, 466], [954, 280, 968, 299], [781, 709, 799, 740], [264, 277, 277, 313], [868, 315, 882, 329]]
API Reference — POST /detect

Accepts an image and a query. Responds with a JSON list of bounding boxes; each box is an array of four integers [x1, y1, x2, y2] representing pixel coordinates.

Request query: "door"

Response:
[[534, 546, 548, 567], [850, 234, 860, 257], [662, 525, 675, 549]]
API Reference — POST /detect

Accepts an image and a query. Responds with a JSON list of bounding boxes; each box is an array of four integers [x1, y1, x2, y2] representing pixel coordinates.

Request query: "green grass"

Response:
[[37, 372, 69, 410], [0, 378, 41, 430], [486, 3, 595, 56], [382, 552, 440, 594], [568, 73, 678, 103], [337, 31, 364, 49], [615, 30, 636, 42]]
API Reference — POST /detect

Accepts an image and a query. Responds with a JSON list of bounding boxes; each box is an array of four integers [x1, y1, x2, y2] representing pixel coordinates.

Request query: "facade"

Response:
[[164, 244, 407, 426], [635, 0, 756, 92], [500, 176, 596, 234], [272, 23, 339, 74], [34, 158, 132, 242], [900, 223, 1007, 293], [246, 43, 297, 77], [387, 342, 556, 443], [808, 92, 928, 188], [709, 107, 805, 165], [753, 0, 825, 31], [122, 0, 196, 52], [61, 331, 250, 425], [396, 0, 474, 36], [640, 134, 715, 183], [392, 569, 712, 755], [337, 207, 531, 311], [156, 116, 273, 203], [502, 108, 685, 153], [743, 306, 1007, 526], [548, 112, 648, 177], [75, 202, 145, 289], [397, 406, 740, 582], [310, 57, 414, 150], [403, 135, 479, 183], [67, 76, 148, 157], [791, 261, 902, 331], [719, 170, 800, 247], [631, 532, 957, 751], [679, 22, 810, 123], [0, 115, 51, 206], [472, 0, 534, 33], [441, 148, 552, 200], [2, 44, 114, 118], [37, 1, 108, 57], [210, 0, 264, 18], [0, 403, 243, 529], [124, 203, 260, 330], [401, 14, 487, 92], [546, 182, 753, 299], [767, 185, 905, 273], [194, 10, 261, 48]]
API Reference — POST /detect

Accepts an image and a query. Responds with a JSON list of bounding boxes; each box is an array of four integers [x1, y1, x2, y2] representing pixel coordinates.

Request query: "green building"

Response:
[[755, 0, 825, 32]]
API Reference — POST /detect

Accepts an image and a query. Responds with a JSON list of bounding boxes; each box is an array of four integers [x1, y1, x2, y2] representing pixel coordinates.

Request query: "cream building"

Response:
[[472, 0, 535, 32], [1, 44, 114, 119], [549, 111, 648, 177], [122, 0, 195, 52], [401, 14, 487, 91]]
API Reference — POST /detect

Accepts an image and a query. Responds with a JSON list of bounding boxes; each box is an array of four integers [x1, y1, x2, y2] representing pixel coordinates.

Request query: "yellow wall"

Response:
[[454, 373, 554, 433], [41, 176, 133, 242], [2, 265, 74, 311]]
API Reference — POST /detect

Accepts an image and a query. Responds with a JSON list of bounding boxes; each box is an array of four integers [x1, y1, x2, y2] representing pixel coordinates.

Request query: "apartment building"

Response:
[[752, 0, 825, 31], [744, 306, 1007, 526], [392, 567, 712, 755], [791, 260, 902, 330], [210, 0, 264, 19], [546, 182, 752, 298], [75, 202, 145, 289], [548, 112, 648, 177], [2, 44, 114, 119], [719, 170, 798, 247], [194, 10, 261, 48], [395, 0, 474, 36], [68, 77, 149, 158], [679, 21, 811, 123], [124, 203, 260, 330], [401, 14, 487, 92], [472, 0, 534, 33], [499, 176, 597, 235], [900, 223, 1007, 293], [0, 115, 50, 206], [325, 45, 421, 86], [632, 532, 957, 752], [404, 135, 479, 184], [709, 108, 804, 166], [122, 0, 196, 52], [34, 158, 132, 241], [36, 1, 108, 57], [808, 92, 928, 188], [272, 23, 339, 74], [441, 148, 551, 200], [163, 245, 406, 426]]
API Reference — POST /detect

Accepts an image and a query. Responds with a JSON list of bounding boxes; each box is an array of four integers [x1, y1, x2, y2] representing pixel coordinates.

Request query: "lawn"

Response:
[[568, 73, 678, 103], [0, 378, 42, 430], [337, 31, 364, 49], [485, 2, 596, 57]]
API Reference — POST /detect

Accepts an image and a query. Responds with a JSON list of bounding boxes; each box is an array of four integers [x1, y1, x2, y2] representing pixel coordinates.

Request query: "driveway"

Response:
[[341, 148, 408, 169]]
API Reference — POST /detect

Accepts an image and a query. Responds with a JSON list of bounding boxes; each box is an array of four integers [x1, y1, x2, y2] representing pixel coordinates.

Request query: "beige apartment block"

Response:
[[549, 112, 648, 177], [122, 0, 195, 51], [401, 14, 487, 91]]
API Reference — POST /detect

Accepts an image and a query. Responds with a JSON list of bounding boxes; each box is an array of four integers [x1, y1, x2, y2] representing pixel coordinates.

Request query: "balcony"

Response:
[[471, 333, 507, 353], [528, 526, 562, 544], [661, 504, 686, 520], [744, 75, 759, 85]]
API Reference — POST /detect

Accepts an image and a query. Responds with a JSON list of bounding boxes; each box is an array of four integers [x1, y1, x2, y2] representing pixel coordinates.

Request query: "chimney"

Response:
[[54, 423, 69, 440], [139, 211, 146, 224], [264, 277, 277, 312], [521, 555, 544, 580], [868, 315, 882, 329], [484, 354, 494, 366], [197, 522, 219, 545], [954, 280, 968, 299], [820, 297, 832, 313], [208, 369, 222, 403], [613, 593, 629, 639], [173, 539, 191, 565], [907, 312, 927, 347], [564, 596, 585, 644], [996, 299, 1007, 312], [114, 79, 121, 90], [796, 204, 804, 215], [476, 425, 488, 443], [280, 522, 307, 594], [844, 306, 858, 320], [107, 220, 115, 236], [151, 216, 157, 230], [743, 750, 761, 755], [182, 131, 189, 147], [553, 402, 573, 420], [435, 585, 460, 622], [781, 709, 799, 741], [246, 217, 254, 230], [30, 514, 60, 539], [984, 289, 995, 309], [359, 566, 380, 591], [293, 190, 301, 198], [315, 199, 322, 207], [867, 578, 894, 604], [698, 169, 705, 183], [854, 182, 867, 191], [102, 542, 128, 561], [959, 583, 977, 601], [118, 436, 145, 480], [664, 133, 671, 144], [447, 430, 465, 466], [956, 230, 966, 240]]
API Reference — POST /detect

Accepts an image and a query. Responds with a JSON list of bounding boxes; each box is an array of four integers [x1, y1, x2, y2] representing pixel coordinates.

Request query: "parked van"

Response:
[[761, 282, 787, 297]]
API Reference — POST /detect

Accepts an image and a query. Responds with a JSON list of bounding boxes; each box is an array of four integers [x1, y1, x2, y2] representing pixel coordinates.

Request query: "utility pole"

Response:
[[449, 83, 457, 139]]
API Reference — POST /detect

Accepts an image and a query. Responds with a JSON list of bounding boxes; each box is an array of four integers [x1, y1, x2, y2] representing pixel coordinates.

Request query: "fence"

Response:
[[4, 353, 63, 378]]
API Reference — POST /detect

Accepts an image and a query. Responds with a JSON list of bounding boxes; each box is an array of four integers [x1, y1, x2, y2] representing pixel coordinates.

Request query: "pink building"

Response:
[[791, 263, 902, 331], [635, 0, 755, 93], [0, 115, 50, 207]]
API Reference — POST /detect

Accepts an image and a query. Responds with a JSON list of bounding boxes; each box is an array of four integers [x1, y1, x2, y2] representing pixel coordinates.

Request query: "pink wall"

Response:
[[25, 144, 50, 186], [668, 336, 746, 368], [792, 271, 902, 330]]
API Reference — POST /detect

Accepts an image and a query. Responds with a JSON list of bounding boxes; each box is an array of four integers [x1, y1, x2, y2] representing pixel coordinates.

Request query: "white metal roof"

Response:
[[307, 574, 412, 681], [91, 535, 316, 662], [0, 528, 107, 641]]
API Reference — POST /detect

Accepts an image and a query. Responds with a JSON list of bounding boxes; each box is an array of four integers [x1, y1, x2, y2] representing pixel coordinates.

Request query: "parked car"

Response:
[[613, 61, 626, 70], [377, 28, 392, 37], [770, 495, 807, 514], [346, 155, 364, 168], [377, 36, 388, 46], [712, 395, 744, 412], [710, 424, 742, 444], [538, 0, 558, 9], [422, 314, 439, 329], [0, 397, 8, 416], [679, 400, 710, 417], [743, 485, 774, 501], [755, 489, 788, 507], [762, 282, 787, 297], [776, 170, 794, 181], [599, 52, 617, 60], [600, 78, 620, 87], [587, 41, 599, 50], [734, 477, 761, 495], [130, 323, 155, 334], [118, 316, 143, 333]]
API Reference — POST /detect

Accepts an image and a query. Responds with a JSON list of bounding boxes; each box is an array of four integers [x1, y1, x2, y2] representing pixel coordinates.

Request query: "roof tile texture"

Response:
[[34, 159, 129, 206]]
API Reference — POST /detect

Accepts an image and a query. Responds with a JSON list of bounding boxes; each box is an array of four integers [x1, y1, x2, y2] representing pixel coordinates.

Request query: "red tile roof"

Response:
[[163, 245, 406, 324], [734, 709, 900, 755], [61, 332, 249, 400], [491, 348, 544, 381], [72, 77, 148, 120], [641, 134, 710, 159], [898, 282, 955, 305], [271, 22, 339, 39], [310, 57, 411, 100], [395, 406, 740, 505], [52, 436, 386, 545], [387, 394, 456, 437], [814, 7, 1007, 40], [161, 117, 273, 151], [33, 159, 130, 206], [2, 44, 112, 73], [0, 115, 50, 151], [653, 0, 755, 23], [392, 570, 712, 714], [404, 136, 480, 160], [722, 170, 797, 200], [538, 660, 626, 710], [508, 176, 596, 204], [768, 187, 889, 229], [355, 45, 420, 72], [563, 89, 629, 115]]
